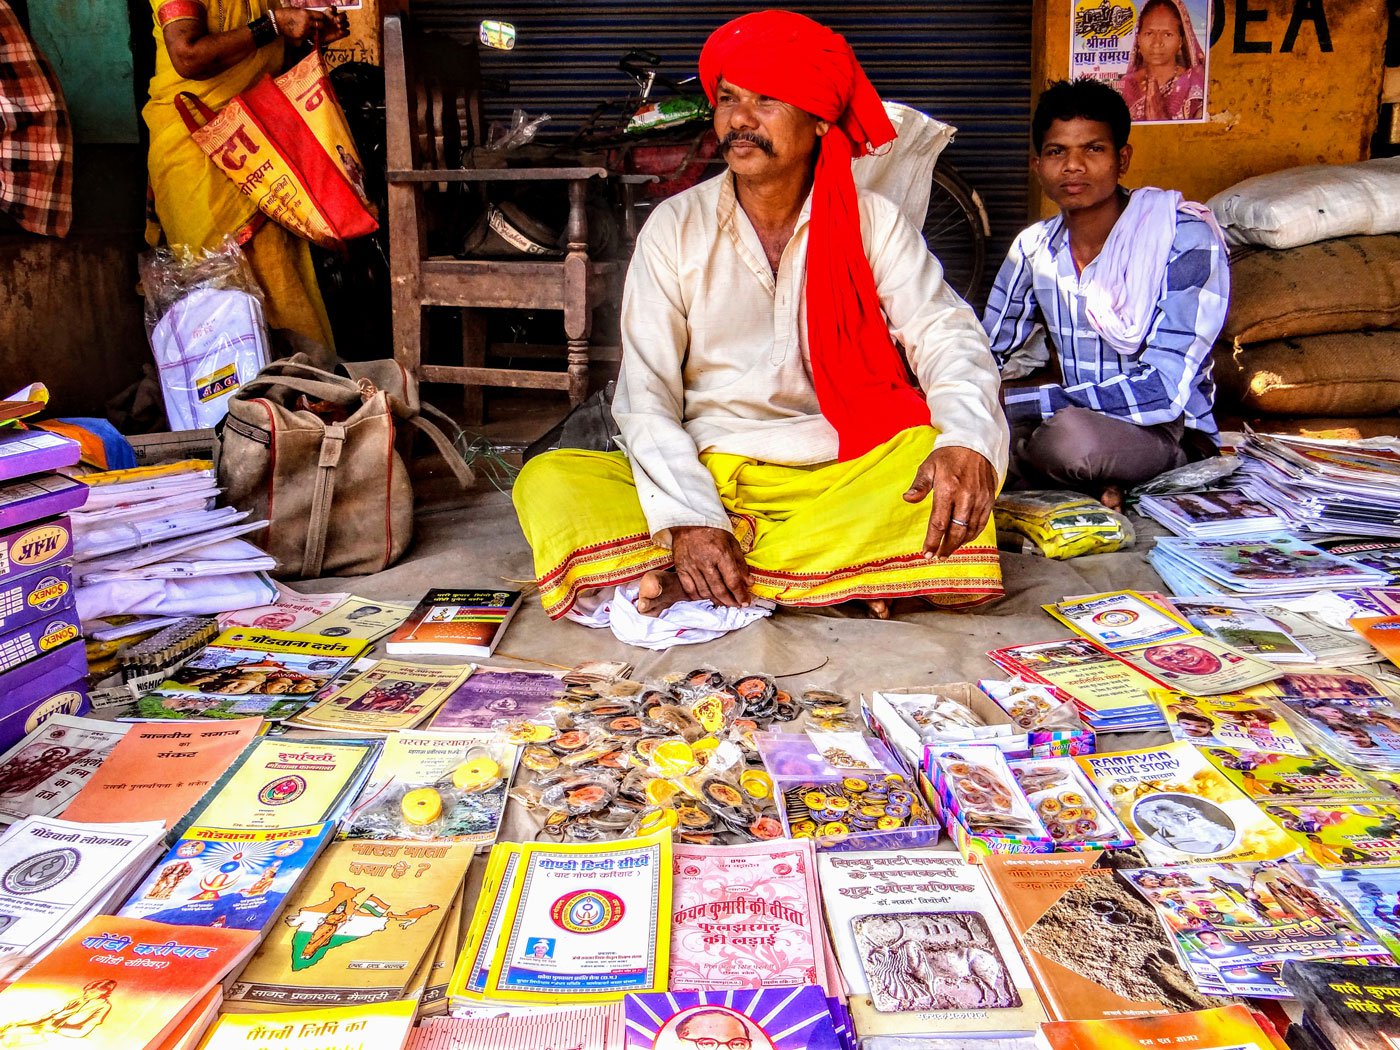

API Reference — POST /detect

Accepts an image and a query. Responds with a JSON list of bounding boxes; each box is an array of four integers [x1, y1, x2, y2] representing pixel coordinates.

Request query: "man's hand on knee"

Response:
[[903, 446, 997, 561], [671, 526, 754, 608]]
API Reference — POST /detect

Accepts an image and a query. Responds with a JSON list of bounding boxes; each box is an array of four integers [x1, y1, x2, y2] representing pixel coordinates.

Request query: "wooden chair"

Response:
[[382, 8, 636, 421]]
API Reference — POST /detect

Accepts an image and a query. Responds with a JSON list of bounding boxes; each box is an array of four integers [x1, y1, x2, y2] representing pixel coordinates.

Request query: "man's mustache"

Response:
[[719, 131, 776, 156]]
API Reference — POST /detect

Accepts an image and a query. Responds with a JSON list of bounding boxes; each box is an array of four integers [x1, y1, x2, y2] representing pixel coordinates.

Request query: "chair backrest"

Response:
[[384, 13, 484, 175], [852, 101, 957, 229]]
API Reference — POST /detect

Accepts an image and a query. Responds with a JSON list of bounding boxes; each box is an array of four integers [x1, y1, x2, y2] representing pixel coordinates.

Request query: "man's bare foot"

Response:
[[863, 599, 892, 620], [1099, 484, 1125, 512], [635, 569, 687, 616]]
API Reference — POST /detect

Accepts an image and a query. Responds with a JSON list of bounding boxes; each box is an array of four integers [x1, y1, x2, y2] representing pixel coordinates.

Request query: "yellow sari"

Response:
[[144, 0, 334, 350]]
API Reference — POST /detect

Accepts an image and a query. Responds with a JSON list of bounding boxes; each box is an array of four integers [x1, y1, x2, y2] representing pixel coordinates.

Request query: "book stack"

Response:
[[69, 460, 276, 623], [1137, 487, 1284, 538], [1284, 960, 1400, 1050], [1238, 430, 1400, 537], [1150, 534, 1392, 601], [0, 426, 90, 749], [0, 815, 167, 976]]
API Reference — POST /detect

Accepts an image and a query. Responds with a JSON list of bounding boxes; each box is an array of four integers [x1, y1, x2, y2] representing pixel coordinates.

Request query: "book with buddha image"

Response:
[[1077, 742, 1297, 866], [978, 852, 1232, 1020], [1121, 861, 1389, 999], [118, 822, 335, 936]]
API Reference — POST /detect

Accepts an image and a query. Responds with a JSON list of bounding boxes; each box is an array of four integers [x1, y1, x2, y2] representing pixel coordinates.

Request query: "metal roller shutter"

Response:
[[415, 0, 1033, 305]]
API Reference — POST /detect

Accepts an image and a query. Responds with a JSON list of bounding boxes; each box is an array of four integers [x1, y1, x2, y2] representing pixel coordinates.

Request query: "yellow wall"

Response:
[[1032, 0, 1388, 215], [326, 0, 382, 69]]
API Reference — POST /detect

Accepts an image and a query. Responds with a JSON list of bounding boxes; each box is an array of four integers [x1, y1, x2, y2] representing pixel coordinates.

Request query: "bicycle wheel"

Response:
[[922, 162, 990, 303]]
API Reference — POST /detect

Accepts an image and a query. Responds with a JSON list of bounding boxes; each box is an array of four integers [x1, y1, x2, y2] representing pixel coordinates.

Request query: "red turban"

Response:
[[699, 10, 932, 461]]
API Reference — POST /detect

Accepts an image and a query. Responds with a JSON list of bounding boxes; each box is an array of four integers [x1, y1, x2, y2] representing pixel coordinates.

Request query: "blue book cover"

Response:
[[119, 821, 335, 934]]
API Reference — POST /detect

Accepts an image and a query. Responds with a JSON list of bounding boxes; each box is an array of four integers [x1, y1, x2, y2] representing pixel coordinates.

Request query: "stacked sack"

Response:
[[1208, 157, 1400, 437]]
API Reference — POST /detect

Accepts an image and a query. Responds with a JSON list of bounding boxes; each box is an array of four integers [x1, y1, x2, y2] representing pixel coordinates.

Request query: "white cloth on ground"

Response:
[[564, 581, 774, 650], [1083, 187, 1227, 357]]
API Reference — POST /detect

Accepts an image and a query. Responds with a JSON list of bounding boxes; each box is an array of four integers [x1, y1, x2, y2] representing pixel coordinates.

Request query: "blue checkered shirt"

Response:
[[982, 209, 1229, 443]]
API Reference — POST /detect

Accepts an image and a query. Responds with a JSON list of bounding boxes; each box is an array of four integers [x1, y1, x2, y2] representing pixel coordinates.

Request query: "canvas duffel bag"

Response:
[[1213, 330, 1400, 418], [1224, 234, 1400, 345], [217, 356, 473, 578]]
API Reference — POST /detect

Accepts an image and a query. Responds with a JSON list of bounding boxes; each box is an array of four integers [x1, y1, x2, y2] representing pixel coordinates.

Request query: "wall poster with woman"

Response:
[[1070, 0, 1211, 124]]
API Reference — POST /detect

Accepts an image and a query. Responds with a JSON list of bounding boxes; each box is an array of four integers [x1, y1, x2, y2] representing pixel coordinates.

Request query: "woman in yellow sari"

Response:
[[144, 0, 346, 351]]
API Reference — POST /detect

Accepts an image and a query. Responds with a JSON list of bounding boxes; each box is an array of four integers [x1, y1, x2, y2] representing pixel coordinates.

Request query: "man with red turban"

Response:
[[513, 10, 1006, 627]]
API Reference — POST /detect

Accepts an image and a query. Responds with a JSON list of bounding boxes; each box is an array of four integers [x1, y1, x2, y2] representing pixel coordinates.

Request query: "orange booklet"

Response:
[[61, 718, 263, 829], [978, 853, 1227, 1021], [0, 916, 256, 1050], [1040, 1004, 1288, 1050], [1353, 615, 1400, 669]]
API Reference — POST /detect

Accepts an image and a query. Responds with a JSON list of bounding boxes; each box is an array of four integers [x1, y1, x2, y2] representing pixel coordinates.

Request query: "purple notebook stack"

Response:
[[0, 427, 88, 746]]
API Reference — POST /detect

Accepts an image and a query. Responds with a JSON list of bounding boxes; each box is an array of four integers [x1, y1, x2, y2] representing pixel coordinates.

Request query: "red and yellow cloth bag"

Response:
[[176, 51, 377, 250]]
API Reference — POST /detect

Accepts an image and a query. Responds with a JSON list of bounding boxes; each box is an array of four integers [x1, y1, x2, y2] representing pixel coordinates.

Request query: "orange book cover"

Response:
[[1353, 616, 1400, 669], [385, 589, 521, 657], [1039, 1004, 1288, 1050], [61, 718, 263, 829], [0, 917, 256, 1050], [978, 853, 1228, 1021]]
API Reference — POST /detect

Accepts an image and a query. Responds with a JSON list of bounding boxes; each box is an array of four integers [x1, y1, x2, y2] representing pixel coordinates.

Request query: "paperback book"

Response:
[[1137, 488, 1284, 537], [1077, 741, 1298, 865], [150, 627, 368, 699], [1153, 691, 1309, 755], [669, 840, 823, 992], [119, 822, 335, 935], [625, 989, 842, 1050], [225, 838, 473, 1009], [428, 667, 568, 731], [287, 659, 473, 733], [978, 853, 1230, 1020], [1282, 959, 1400, 1050], [385, 588, 523, 658], [184, 737, 380, 833], [197, 998, 418, 1050], [300, 596, 417, 642], [341, 729, 516, 847], [986, 638, 1165, 732], [1263, 801, 1400, 868], [1172, 597, 1315, 663], [60, 718, 262, 829], [1317, 868, 1400, 962], [1205, 749, 1380, 804], [0, 916, 258, 1050], [0, 816, 166, 968], [1121, 860, 1388, 998], [1038, 1004, 1287, 1050], [816, 850, 1047, 1037], [0, 714, 130, 824]]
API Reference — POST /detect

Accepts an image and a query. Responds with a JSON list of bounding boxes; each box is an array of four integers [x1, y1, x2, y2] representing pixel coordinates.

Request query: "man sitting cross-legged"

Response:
[[512, 10, 1008, 628], [983, 78, 1229, 511]]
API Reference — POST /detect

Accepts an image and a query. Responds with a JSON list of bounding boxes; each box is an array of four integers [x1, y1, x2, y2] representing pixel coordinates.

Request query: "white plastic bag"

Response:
[[140, 237, 269, 432], [1208, 157, 1400, 249]]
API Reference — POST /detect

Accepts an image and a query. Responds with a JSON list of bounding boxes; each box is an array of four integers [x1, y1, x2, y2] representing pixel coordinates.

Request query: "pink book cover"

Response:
[[669, 840, 823, 992]]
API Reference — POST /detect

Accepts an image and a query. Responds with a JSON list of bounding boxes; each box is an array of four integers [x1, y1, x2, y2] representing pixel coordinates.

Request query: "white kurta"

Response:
[[614, 171, 1008, 544]]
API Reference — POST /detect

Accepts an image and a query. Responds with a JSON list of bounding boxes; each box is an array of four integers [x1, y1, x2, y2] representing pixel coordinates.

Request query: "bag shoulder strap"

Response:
[[301, 421, 348, 578], [406, 404, 476, 489]]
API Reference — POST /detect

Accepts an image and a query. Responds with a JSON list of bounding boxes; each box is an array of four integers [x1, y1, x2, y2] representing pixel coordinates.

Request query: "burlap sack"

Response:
[[1213, 330, 1400, 417], [1224, 234, 1400, 345]]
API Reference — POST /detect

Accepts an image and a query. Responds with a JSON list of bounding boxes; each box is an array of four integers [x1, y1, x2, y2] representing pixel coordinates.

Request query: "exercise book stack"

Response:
[[70, 460, 277, 623], [0, 424, 90, 750], [1237, 431, 1400, 538]]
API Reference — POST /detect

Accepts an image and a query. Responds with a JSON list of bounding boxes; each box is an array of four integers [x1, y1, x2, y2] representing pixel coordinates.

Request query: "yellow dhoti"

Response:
[[513, 426, 1002, 619]]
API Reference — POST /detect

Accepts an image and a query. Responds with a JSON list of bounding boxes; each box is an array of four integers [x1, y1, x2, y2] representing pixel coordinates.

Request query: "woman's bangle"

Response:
[[248, 11, 278, 47]]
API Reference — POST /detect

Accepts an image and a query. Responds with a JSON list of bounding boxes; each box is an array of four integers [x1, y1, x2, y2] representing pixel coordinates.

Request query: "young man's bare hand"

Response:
[[903, 446, 997, 560], [670, 526, 753, 608]]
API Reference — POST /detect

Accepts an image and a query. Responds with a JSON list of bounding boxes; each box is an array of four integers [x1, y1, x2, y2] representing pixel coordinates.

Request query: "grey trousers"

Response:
[[1006, 407, 1190, 492]]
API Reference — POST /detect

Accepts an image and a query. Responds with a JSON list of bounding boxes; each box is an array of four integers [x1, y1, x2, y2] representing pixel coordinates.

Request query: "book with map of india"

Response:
[[0, 916, 257, 1050], [385, 589, 522, 658], [222, 838, 473, 1010]]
